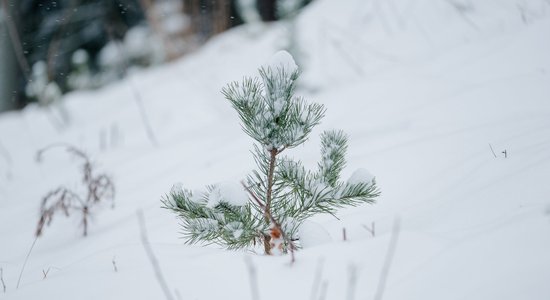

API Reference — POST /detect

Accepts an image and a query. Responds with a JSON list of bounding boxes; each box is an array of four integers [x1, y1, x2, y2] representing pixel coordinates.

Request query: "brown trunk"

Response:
[[262, 234, 272, 255], [263, 148, 279, 255], [82, 206, 88, 237], [264, 148, 278, 223]]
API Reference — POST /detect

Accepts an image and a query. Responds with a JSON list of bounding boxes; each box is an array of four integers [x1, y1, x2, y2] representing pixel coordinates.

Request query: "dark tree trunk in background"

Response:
[[257, 0, 276, 21], [0, 0, 21, 112], [182, 0, 236, 41]]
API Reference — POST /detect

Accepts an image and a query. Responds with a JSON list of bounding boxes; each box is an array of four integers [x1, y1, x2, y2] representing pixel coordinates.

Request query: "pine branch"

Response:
[[162, 51, 379, 256], [162, 187, 263, 250], [318, 130, 348, 187]]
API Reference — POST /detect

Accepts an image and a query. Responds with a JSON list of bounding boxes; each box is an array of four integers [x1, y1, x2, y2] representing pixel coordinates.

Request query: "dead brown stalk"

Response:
[[1, 267, 6, 293], [35, 143, 115, 237]]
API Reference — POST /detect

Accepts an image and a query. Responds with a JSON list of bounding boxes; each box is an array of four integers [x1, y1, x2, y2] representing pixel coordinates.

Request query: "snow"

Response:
[[347, 168, 375, 186], [123, 26, 152, 60], [208, 182, 249, 207], [71, 49, 88, 65], [1, 0, 550, 299], [298, 220, 332, 248], [98, 41, 124, 69], [264, 50, 298, 73]]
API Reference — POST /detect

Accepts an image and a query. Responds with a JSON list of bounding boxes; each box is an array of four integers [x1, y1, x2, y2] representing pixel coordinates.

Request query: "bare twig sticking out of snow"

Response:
[[125, 76, 159, 147], [489, 143, 498, 158], [42, 267, 59, 280], [373, 218, 401, 300], [244, 256, 260, 300], [16, 236, 38, 289], [46, 0, 77, 82], [310, 258, 325, 300], [1, 267, 6, 293], [137, 210, 174, 300], [489, 144, 508, 159], [0, 0, 31, 79], [318, 281, 329, 300], [35, 143, 115, 237], [362, 222, 376, 237], [104, 24, 158, 147], [346, 264, 358, 300], [342, 228, 347, 241], [112, 256, 118, 272], [42, 268, 50, 279]]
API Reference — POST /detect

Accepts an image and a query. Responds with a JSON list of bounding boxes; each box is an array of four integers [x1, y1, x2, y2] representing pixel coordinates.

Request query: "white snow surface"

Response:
[[1, 0, 550, 299], [298, 220, 332, 248]]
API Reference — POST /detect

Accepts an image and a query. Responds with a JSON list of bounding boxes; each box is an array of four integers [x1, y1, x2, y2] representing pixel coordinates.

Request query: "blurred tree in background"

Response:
[[0, 0, 312, 112]]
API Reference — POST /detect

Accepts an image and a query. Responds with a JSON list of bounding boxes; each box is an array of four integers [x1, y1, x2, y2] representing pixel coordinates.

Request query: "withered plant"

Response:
[[35, 143, 115, 237]]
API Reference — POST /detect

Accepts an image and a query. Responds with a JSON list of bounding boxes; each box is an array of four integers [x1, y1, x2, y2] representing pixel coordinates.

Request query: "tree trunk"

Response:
[[257, 0, 277, 21], [0, 3, 19, 112]]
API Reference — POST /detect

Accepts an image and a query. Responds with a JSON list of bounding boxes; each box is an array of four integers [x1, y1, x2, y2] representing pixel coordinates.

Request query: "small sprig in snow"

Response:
[[162, 51, 379, 255]]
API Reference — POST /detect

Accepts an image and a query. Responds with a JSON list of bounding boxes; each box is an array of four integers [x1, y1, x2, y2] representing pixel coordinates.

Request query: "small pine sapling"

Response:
[[162, 51, 379, 255], [35, 144, 115, 237]]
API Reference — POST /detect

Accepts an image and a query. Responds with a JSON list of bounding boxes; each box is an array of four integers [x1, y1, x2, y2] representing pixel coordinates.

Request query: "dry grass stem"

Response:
[[1, 267, 6, 293], [373, 218, 401, 300], [35, 144, 115, 237], [244, 256, 260, 300], [137, 210, 174, 300]]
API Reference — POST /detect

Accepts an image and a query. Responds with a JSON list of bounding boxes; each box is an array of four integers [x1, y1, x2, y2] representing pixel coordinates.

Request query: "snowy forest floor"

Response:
[[1, 0, 550, 299]]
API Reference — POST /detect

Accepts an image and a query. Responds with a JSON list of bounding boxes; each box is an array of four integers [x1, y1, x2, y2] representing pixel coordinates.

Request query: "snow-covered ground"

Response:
[[1, 0, 550, 299]]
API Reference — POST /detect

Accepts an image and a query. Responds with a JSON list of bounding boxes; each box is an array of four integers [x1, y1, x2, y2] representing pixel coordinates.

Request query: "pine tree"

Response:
[[162, 51, 379, 255]]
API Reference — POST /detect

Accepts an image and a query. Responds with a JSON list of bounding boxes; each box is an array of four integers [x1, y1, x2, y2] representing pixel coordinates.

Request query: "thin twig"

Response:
[[103, 23, 158, 147], [16, 236, 38, 289], [137, 210, 174, 300], [41, 266, 60, 279], [488, 143, 497, 158], [241, 181, 265, 209], [310, 259, 325, 300], [1, 267, 6, 293], [0, 0, 31, 79], [244, 256, 260, 300], [347, 264, 358, 300], [362, 222, 376, 237], [318, 281, 329, 300], [373, 218, 401, 300], [46, 0, 77, 81], [342, 228, 347, 241], [112, 256, 118, 272]]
